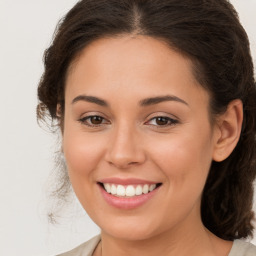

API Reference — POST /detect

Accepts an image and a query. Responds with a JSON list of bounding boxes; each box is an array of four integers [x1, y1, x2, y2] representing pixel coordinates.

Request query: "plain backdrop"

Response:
[[0, 1, 255, 255]]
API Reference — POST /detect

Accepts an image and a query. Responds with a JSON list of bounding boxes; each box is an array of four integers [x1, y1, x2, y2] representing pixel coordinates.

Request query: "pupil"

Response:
[[91, 116, 103, 124], [156, 117, 168, 125]]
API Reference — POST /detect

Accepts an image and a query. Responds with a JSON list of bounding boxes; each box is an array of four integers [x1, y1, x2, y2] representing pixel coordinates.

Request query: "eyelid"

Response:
[[78, 111, 110, 120], [77, 112, 180, 128], [144, 114, 179, 127], [78, 113, 111, 127]]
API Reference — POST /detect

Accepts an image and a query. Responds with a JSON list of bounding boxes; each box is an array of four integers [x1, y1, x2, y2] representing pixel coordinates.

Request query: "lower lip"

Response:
[[99, 184, 160, 210]]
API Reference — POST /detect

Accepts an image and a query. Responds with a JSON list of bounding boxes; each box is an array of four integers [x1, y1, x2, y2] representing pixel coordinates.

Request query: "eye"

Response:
[[79, 115, 110, 127], [146, 116, 178, 127]]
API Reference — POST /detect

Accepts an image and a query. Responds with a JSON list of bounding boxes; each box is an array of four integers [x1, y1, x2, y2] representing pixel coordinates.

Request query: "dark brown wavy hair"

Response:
[[37, 0, 256, 240]]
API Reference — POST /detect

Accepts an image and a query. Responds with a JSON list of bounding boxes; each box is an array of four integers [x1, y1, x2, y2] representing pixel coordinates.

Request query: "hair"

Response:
[[37, 0, 256, 241]]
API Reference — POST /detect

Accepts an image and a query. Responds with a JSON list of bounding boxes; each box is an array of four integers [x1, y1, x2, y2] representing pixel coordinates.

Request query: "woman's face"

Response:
[[63, 35, 220, 240]]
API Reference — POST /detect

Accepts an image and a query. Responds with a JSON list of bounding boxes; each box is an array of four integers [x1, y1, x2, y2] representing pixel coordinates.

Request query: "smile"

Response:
[[98, 180, 162, 210], [102, 183, 159, 197]]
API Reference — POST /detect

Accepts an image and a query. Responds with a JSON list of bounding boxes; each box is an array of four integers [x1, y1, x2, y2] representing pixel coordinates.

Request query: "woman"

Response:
[[37, 0, 256, 255]]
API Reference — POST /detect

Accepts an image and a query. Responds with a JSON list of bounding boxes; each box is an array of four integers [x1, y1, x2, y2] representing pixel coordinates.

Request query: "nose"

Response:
[[104, 124, 146, 169]]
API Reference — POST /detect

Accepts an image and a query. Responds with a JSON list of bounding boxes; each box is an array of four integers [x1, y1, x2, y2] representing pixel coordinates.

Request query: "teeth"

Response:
[[103, 183, 158, 197], [116, 185, 126, 196], [142, 184, 149, 194], [111, 184, 117, 195], [104, 183, 111, 193], [149, 184, 156, 192], [135, 185, 143, 196], [126, 185, 135, 197]]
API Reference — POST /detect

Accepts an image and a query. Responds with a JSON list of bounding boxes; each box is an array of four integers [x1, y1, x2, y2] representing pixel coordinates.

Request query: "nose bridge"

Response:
[[105, 120, 145, 168]]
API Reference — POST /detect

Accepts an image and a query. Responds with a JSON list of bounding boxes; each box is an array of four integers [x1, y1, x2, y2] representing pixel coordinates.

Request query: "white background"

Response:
[[0, 1, 255, 255]]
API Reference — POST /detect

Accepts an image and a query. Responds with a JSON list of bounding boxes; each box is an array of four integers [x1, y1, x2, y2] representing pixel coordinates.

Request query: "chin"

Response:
[[97, 216, 166, 241]]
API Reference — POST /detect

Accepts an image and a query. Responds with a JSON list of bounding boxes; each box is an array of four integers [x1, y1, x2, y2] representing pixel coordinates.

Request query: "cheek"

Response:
[[62, 129, 107, 210], [149, 129, 213, 188], [62, 128, 106, 178]]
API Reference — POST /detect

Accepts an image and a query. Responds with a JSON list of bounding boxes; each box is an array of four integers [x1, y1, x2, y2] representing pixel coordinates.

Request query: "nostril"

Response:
[[127, 161, 140, 166], [107, 160, 141, 169]]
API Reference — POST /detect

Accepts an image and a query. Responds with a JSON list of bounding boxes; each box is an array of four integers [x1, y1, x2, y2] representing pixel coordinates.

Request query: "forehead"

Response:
[[65, 35, 209, 108], [67, 35, 195, 82]]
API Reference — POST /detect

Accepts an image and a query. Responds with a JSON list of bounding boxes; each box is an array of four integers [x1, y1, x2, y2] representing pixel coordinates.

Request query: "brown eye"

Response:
[[79, 115, 109, 127], [155, 117, 169, 125], [146, 116, 179, 127], [90, 116, 104, 125]]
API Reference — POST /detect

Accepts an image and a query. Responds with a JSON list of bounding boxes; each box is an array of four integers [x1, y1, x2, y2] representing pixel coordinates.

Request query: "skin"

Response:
[[62, 35, 243, 256]]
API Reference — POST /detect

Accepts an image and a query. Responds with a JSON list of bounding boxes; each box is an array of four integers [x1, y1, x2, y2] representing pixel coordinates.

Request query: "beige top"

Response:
[[56, 235, 256, 256]]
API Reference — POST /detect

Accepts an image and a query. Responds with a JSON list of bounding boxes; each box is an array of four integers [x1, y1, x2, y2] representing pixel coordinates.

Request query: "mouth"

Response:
[[98, 182, 162, 198]]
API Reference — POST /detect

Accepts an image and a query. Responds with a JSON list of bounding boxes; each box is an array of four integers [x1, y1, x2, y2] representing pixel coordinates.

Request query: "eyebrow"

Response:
[[139, 95, 188, 107], [71, 94, 188, 107], [72, 95, 108, 106]]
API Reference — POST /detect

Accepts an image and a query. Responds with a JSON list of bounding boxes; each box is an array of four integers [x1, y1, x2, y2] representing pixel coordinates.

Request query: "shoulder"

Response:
[[56, 235, 101, 256], [229, 240, 256, 256]]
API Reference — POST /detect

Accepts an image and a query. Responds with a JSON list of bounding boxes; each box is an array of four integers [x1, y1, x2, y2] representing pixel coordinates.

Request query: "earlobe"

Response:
[[212, 99, 243, 162]]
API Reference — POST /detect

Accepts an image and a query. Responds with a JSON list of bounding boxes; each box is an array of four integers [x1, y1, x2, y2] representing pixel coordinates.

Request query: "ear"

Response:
[[56, 103, 62, 118], [212, 99, 243, 162]]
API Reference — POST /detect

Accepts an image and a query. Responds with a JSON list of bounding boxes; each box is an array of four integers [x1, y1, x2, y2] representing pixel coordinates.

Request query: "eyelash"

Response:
[[78, 115, 109, 127], [145, 116, 179, 127], [78, 115, 179, 128]]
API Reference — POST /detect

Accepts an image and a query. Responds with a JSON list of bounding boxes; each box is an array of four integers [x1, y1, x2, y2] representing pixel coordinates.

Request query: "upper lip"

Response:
[[98, 177, 160, 185]]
